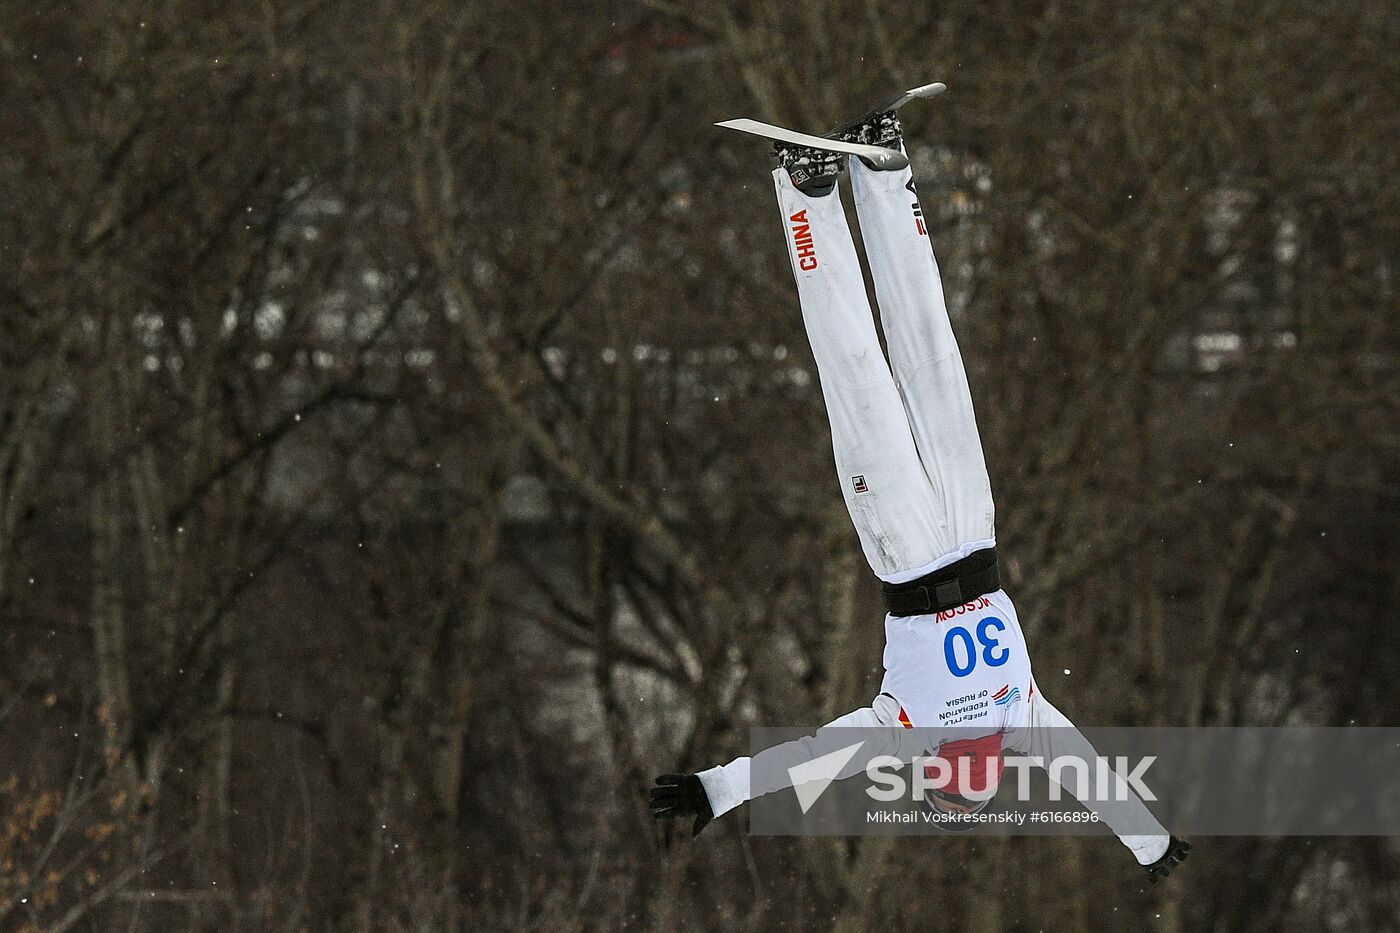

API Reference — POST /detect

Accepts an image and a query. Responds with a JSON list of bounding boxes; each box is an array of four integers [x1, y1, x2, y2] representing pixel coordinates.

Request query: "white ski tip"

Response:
[[917, 82, 948, 97], [715, 118, 910, 171]]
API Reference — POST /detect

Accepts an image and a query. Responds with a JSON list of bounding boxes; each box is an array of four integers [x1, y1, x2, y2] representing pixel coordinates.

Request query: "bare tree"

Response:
[[1, 0, 1396, 929]]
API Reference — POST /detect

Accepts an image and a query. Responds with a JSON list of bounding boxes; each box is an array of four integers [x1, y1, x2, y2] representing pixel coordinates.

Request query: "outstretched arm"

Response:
[[1006, 689, 1187, 877], [652, 694, 920, 832]]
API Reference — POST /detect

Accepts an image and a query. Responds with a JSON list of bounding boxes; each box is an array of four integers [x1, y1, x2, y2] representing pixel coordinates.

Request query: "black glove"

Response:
[[1145, 836, 1191, 883], [649, 773, 714, 837]]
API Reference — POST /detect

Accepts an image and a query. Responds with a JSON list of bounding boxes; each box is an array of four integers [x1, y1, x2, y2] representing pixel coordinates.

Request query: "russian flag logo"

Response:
[[993, 685, 1021, 707]]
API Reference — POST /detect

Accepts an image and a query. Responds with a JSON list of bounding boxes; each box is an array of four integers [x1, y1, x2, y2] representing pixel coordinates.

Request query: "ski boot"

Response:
[[774, 140, 842, 197]]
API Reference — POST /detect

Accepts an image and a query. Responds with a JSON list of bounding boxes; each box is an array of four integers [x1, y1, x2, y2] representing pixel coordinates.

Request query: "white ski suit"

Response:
[[697, 155, 1169, 865]]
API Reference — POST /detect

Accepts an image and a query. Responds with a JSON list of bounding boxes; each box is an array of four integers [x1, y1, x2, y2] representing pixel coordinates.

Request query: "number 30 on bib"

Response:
[[943, 617, 1010, 677]]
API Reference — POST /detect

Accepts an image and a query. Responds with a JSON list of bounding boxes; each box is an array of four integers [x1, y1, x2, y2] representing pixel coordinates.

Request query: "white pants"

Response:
[[773, 158, 994, 583], [697, 163, 1170, 866]]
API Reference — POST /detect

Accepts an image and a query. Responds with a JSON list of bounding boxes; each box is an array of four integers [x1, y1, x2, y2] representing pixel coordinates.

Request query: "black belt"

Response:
[[882, 547, 1001, 617]]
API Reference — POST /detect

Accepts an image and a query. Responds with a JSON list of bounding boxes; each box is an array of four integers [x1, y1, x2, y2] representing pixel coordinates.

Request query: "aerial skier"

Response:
[[650, 99, 1190, 881]]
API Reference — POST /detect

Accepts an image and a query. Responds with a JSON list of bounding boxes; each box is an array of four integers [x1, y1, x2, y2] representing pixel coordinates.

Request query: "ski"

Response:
[[823, 81, 946, 140], [714, 118, 909, 172]]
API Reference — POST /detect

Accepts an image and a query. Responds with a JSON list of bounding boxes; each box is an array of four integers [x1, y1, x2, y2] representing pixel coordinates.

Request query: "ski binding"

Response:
[[824, 81, 946, 139]]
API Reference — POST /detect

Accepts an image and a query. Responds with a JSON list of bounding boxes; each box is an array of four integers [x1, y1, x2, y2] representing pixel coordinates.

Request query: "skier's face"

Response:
[[923, 785, 993, 817]]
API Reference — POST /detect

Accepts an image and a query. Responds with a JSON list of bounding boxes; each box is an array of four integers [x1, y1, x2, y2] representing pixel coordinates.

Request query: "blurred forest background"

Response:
[[2, 0, 1398, 930]]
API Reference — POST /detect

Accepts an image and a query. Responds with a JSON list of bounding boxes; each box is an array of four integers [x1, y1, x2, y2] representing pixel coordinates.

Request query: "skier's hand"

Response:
[[1145, 836, 1191, 883], [649, 773, 714, 837]]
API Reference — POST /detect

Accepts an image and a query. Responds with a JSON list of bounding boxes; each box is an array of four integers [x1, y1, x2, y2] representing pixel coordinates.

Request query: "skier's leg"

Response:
[[849, 155, 995, 562], [772, 168, 950, 579]]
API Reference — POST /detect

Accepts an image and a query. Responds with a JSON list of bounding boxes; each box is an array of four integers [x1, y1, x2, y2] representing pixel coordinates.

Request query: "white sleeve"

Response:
[[697, 694, 918, 819], [1005, 690, 1170, 865]]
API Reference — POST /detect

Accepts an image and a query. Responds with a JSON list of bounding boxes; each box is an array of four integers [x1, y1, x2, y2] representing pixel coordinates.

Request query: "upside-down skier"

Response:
[[650, 99, 1190, 882]]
